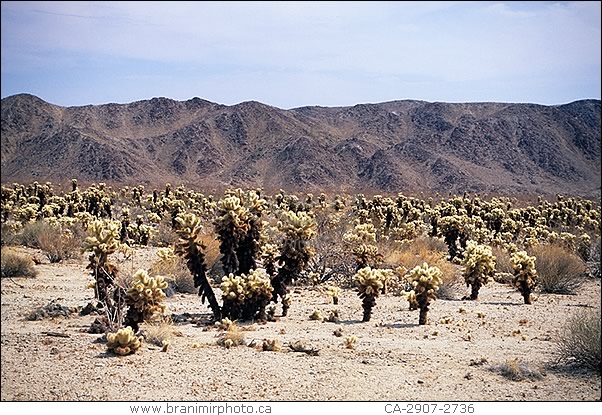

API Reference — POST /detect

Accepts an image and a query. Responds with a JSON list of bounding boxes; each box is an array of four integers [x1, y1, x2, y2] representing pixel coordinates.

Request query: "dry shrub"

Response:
[[150, 221, 179, 247], [200, 233, 222, 278], [586, 237, 601, 279], [14, 220, 48, 248], [529, 244, 587, 294], [1, 248, 37, 278], [391, 237, 461, 299], [149, 253, 195, 295], [37, 224, 82, 263], [1, 223, 20, 246], [492, 246, 514, 283], [555, 309, 601, 373], [491, 358, 545, 381]]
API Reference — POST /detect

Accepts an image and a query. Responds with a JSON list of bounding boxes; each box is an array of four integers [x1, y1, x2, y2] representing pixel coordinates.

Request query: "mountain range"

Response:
[[1, 93, 600, 197]]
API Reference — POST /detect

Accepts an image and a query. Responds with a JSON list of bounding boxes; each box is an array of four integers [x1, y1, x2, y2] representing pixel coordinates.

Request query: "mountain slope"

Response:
[[1, 94, 600, 196]]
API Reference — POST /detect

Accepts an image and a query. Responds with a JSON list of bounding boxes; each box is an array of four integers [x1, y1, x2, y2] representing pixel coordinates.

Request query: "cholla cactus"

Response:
[[83, 220, 121, 305], [260, 242, 279, 277], [343, 222, 382, 270], [221, 269, 273, 321], [322, 284, 341, 305], [511, 251, 538, 304], [214, 194, 250, 275], [214, 190, 267, 276], [271, 210, 317, 316], [106, 326, 143, 356], [405, 262, 443, 325], [461, 241, 496, 300], [175, 213, 221, 320], [439, 215, 469, 260], [354, 267, 387, 322], [124, 269, 168, 331]]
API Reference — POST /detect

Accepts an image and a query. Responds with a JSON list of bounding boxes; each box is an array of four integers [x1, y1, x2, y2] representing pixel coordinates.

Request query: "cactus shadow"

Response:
[[171, 312, 214, 325], [94, 351, 116, 358], [381, 322, 418, 329], [336, 319, 365, 325], [481, 301, 523, 306]]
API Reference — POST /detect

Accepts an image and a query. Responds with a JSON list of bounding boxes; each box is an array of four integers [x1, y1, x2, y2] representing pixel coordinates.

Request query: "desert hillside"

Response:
[[1, 94, 600, 196]]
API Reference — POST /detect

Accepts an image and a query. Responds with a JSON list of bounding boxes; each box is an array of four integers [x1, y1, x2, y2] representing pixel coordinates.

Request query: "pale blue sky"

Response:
[[1, 1, 600, 108]]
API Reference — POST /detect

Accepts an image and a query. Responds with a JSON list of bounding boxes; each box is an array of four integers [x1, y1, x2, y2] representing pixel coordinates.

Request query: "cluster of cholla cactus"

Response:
[[353, 266, 388, 322], [271, 210, 317, 316], [404, 262, 443, 325], [221, 269, 273, 320], [174, 212, 221, 320], [83, 220, 120, 305], [343, 222, 382, 270], [106, 326, 143, 355], [510, 251, 538, 304], [124, 269, 168, 331], [461, 241, 496, 300]]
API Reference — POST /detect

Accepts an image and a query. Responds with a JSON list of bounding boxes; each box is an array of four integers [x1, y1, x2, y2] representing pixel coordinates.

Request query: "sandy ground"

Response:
[[1, 247, 600, 402]]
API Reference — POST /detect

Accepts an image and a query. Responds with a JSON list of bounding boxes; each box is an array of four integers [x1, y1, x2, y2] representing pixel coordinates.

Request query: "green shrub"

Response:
[[1, 249, 37, 278]]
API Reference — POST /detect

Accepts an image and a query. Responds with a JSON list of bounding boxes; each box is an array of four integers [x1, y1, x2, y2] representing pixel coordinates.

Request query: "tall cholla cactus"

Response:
[[221, 269, 273, 321], [271, 210, 317, 316], [83, 220, 120, 304], [511, 251, 538, 304], [175, 213, 221, 320], [405, 263, 443, 325], [214, 194, 250, 275], [461, 241, 496, 300], [124, 269, 168, 331], [237, 190, 267, 275], [354, 267, 387, 322]]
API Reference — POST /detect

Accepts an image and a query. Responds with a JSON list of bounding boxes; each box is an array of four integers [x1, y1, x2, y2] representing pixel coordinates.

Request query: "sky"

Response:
[[1, 1, 600, 108]]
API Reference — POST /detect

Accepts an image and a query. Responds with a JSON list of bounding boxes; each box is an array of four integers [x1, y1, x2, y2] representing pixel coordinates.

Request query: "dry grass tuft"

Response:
[[141, 318, 174, 348], [491, 358, 545, 381], [216, 322, 245, 348]]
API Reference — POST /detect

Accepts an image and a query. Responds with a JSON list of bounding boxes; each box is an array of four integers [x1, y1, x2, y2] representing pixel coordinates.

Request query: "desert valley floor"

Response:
[[1, 247, 600, 401]]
